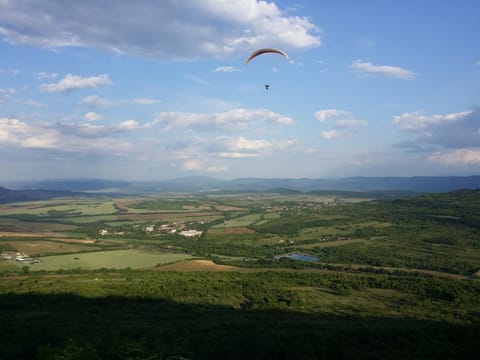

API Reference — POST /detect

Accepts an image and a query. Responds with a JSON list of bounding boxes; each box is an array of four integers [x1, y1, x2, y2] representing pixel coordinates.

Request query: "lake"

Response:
[[276, 253, 319, 262]]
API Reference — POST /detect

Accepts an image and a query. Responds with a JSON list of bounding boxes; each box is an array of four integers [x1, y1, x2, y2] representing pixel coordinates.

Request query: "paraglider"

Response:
[[244, 48, 290, 64], [244, 48, 289, 91]]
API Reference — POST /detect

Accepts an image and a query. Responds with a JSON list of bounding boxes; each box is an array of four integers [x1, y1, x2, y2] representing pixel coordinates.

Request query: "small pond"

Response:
[[276, 253, 319, 262]]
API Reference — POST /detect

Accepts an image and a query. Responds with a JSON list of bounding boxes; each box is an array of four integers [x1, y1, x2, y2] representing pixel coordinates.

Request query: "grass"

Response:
[[55, 215, 119, 223], [290, 238, 368, 249], [213, 213, 262, 228], [2, 240, 100, 256], [0, 200, 118, 216], [26, 249, 192, 271]]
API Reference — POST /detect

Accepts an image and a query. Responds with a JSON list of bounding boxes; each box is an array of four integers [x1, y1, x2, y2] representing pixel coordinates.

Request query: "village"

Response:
[[98, 222, 203, 239], [263, 200, 337, 213], [1, 251, 40, 264]]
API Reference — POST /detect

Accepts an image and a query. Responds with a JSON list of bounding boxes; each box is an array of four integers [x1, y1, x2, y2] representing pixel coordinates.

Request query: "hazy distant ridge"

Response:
[[5, 175, 479, 194]]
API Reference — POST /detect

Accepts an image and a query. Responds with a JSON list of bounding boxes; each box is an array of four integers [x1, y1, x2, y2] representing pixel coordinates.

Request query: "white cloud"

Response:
[[117, 120, 140, 130], [41, 74, 111, 93], [393, 109, 480, 155], [83, 112, 103, 121], [217, 152, 259, 158], [0, 117, 58, 148], [393, 111, 472, 130], [152, 108, 294, 132], [0, 117, 136, 153], [79, 94, 112, 108], [315, 109, 350, 122], [0, 1, 320, 60], [134, 98, 161, 105], [351, 60, 416, 79], [320, 130, 339, 140], [213, 66, 239, 73], [429, 149, 480, 164], [208, 135, 274, 158], [315, 108, 367, 139]]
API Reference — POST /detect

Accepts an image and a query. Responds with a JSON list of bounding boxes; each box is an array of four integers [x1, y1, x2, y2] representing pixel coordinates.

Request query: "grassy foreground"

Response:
[[1, 269, 479, 359]]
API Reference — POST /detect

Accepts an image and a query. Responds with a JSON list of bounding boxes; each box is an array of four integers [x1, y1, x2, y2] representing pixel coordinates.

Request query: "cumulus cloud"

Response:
[[213, 66, 239, 73], [351, 60, 416, 79], [0, 117, 137, 153], [151, 108, 294, 132], [168, 134, 298, 170], [79, 94, 112, 108], [0, 117, 57, 148], [315, 108, 367, 139], [429, 149, 480, 165], [315, 109, 350, 122], [0, 0, 320, 60], [209, 136, 273, 158], [117, 120, 140, 130], [320, 130, 339, 140], [393, 109, 480, 167], [393, 110, 472, 130], [180, 159, 228, 172], [83, 112, 103, 121], [40, 74, 111, 93]]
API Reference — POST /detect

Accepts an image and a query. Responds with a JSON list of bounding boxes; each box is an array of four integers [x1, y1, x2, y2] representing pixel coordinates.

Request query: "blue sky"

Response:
[[0, 0, 479, 181]]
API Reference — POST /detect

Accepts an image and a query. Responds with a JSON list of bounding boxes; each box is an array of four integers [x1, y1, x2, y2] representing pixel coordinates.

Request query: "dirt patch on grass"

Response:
[[0, 203, 43, 212], [182, 205, 212, 211], [115, 199, 143, 211], [53, 238, 96, 244], [154, 259, 243, 272]]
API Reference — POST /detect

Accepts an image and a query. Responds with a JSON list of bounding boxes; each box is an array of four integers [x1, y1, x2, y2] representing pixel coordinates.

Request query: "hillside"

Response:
[[0, 186, 86, 203]]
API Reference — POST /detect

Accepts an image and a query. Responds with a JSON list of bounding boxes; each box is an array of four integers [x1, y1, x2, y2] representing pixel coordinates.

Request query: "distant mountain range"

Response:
[[0, 186, 86, 204], [3, 175, 479, 195]]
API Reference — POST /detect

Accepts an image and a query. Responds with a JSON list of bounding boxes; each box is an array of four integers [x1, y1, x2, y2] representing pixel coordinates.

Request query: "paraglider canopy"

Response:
[[264, 84, 270, 90], [244, 48, 290, 64]]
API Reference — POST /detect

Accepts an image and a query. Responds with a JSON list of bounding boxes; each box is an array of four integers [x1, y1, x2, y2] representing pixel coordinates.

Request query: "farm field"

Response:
[[23, 249, 192, 271], [0, 190, 479, 275]]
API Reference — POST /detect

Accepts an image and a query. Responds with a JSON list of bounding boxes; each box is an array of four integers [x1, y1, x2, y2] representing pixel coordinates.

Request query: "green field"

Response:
[[0, 200, 119, 216], [24, 249, 192, 270]]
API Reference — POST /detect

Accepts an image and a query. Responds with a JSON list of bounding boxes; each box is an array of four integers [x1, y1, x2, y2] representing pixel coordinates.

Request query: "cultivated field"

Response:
[[26, 249, 192, 271]]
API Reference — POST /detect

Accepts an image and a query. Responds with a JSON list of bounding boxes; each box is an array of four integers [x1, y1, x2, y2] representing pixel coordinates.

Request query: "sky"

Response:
[[0, 0, 479, 181]]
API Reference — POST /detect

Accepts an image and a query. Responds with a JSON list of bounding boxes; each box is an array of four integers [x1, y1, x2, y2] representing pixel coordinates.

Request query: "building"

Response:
[[180, 230, 203, 238]]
